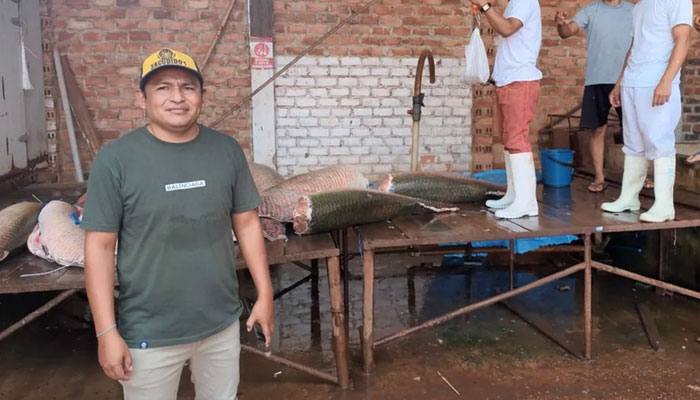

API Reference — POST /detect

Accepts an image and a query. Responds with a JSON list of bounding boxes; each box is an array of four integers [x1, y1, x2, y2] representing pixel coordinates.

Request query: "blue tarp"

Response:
[[467, 170, 579, 254]]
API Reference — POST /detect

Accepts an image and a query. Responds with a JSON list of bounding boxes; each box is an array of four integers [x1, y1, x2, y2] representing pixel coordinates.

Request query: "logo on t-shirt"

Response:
[[164, 180, 206, 192], [139, 341, 148, 349]]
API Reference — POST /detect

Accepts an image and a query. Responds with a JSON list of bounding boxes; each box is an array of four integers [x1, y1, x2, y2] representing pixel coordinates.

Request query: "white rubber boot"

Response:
[[495, 152, 538, 219], [640, 156, 675, 222], [601, 155, 648, 213], [486, 151, 514, 210]]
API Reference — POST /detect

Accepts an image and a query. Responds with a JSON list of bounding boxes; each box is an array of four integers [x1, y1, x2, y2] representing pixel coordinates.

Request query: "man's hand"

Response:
[[98, 330, 133, 381], [246, 295, 274, 348], [609, 84, 621, 108], [653, 79, 672, 107], [468, 0, 487, 7], [694, 16, 699, 32], [555, 11, 568, 26]]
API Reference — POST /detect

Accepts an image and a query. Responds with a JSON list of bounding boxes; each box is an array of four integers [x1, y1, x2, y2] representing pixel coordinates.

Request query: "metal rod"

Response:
[[656, 230, 667, 296], [273, 274, 312, 300], [241, 344, 338, 385], [0, 289, 78, 342], [509, 239, 515, 290], [211, 0, 381, 128], [291, 261, 313, 273], [584, 234, 592, 360], [502, 299, 584, 360], [375, 263, 586, 346], [201, 0, 238, 70], [53, 48, 84, 182], [591, 261, 700, 300]]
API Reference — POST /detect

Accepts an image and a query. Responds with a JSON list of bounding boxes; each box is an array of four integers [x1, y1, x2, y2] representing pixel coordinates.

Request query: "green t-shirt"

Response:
[[81, 125, 261, 349]]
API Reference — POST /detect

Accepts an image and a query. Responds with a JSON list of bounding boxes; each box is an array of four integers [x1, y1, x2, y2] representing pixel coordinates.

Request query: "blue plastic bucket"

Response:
[[540, 149, 575, 187]]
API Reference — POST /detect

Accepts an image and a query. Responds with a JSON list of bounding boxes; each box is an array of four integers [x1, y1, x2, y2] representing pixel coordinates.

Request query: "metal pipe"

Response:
[[584, 234, 592, 359], [241, 344, 339, 385], [0, 289, 78, 342], [53, 49, 84, 182], [591, 261, 700, 300], [375, 262, 586, 346], [410, 50, 436, 171]]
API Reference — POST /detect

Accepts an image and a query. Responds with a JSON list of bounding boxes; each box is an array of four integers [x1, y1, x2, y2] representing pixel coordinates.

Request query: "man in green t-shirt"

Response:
[[81, 48, 274, 399]]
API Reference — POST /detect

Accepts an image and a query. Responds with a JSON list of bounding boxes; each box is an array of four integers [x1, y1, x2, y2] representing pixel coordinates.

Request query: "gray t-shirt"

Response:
[[573, 1, 634, 86], [81, 125, 261, 349]]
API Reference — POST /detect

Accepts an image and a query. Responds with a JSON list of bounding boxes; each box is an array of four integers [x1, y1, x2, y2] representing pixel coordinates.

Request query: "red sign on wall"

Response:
[[250, 37, 274, 70]]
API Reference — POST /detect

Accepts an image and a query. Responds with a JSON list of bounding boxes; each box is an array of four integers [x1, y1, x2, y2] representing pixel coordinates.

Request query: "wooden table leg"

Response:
[[325, 256, 350, 389], [362, 249, 375, 373], [584, 233, 592, 360]]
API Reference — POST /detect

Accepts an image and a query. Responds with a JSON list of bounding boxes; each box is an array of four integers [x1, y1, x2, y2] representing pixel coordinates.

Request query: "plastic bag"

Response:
[[463, 27, 490, 84]]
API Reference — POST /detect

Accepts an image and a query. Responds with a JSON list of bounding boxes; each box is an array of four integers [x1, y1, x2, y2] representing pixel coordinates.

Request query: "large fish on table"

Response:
[[293, 189, 458, 235], [248, 162, 285, 193], [27, 200, 85, 267], [378, 172, 504, 204], [0, 202, 42, 262], [259, 165, 368, 222]]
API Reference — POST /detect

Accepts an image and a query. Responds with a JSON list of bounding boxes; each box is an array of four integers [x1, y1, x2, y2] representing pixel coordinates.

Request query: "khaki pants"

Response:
[[121, 320, 240, 400]]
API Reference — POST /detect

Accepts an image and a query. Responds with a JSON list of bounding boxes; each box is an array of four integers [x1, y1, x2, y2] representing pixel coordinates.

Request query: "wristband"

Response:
[[480, 2, 492, 13], [96, 323, 117, 338]]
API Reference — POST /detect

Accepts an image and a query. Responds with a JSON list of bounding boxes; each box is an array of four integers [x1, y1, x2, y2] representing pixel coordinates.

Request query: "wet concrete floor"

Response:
[[1, 252, 699, 399]]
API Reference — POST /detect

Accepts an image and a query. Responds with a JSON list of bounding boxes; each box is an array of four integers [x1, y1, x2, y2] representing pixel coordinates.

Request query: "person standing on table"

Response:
[[601, 0, 693, 223], [555, 0, 634, 193], [469, 0, 543, 219], [81, 48, 274, 399]]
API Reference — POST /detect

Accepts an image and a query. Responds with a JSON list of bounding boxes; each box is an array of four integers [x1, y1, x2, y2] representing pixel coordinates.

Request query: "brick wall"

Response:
[[47, 0, 251, 181], [45, 0, 700, 180], [274, 55, 470, 177]]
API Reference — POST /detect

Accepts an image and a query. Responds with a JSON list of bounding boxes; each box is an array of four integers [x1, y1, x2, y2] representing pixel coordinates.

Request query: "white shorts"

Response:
[[121, 320, 240, 400], [621, 85, 680, 160]]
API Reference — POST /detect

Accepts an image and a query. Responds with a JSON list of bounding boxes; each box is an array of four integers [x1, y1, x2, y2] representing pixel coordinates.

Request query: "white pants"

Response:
[[121, 320, 240, 400], [621, 85, 681, 160]]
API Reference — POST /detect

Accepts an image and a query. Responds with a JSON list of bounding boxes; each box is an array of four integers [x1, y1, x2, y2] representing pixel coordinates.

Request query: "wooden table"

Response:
[[0, 183, 350, 387], [355, 177, 700, 373]]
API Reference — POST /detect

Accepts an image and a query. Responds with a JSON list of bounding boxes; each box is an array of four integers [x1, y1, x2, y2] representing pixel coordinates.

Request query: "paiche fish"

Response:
[[0, 202, 42, 262], [248, 162, 285, 193], [259, 165, 368, 222], [293, 189, 458, 234], [378, 172, 504, 204], [27, 200, 85, 267]]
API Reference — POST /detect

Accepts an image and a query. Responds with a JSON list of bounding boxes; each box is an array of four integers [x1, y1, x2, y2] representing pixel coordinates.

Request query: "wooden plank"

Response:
[[636, 302, 661, 351], [60, 56, 102, 158]]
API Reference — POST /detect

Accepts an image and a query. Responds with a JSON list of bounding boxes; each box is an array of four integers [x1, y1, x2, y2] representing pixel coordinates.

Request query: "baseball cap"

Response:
[[139, 48, 203, 90]]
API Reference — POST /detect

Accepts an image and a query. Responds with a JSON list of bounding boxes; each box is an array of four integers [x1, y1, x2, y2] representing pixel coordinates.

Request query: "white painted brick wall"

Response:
[[274, 56, 472, 177]]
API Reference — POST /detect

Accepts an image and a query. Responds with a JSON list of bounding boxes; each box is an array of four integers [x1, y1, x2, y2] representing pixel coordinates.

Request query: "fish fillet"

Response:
[[27, 200, 85, 267], [261, 218, 287, 242], [379, 172, 504, 204], [249, 162, 285, 193], [0, 202, 42, 262], [293, 189, 458, 234], [259, 165, 368, 222]]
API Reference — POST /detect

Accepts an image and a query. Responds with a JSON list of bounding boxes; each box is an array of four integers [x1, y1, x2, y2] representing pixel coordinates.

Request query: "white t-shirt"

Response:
[[622, 0, 693, 88], [492, 0, 543, 87]]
